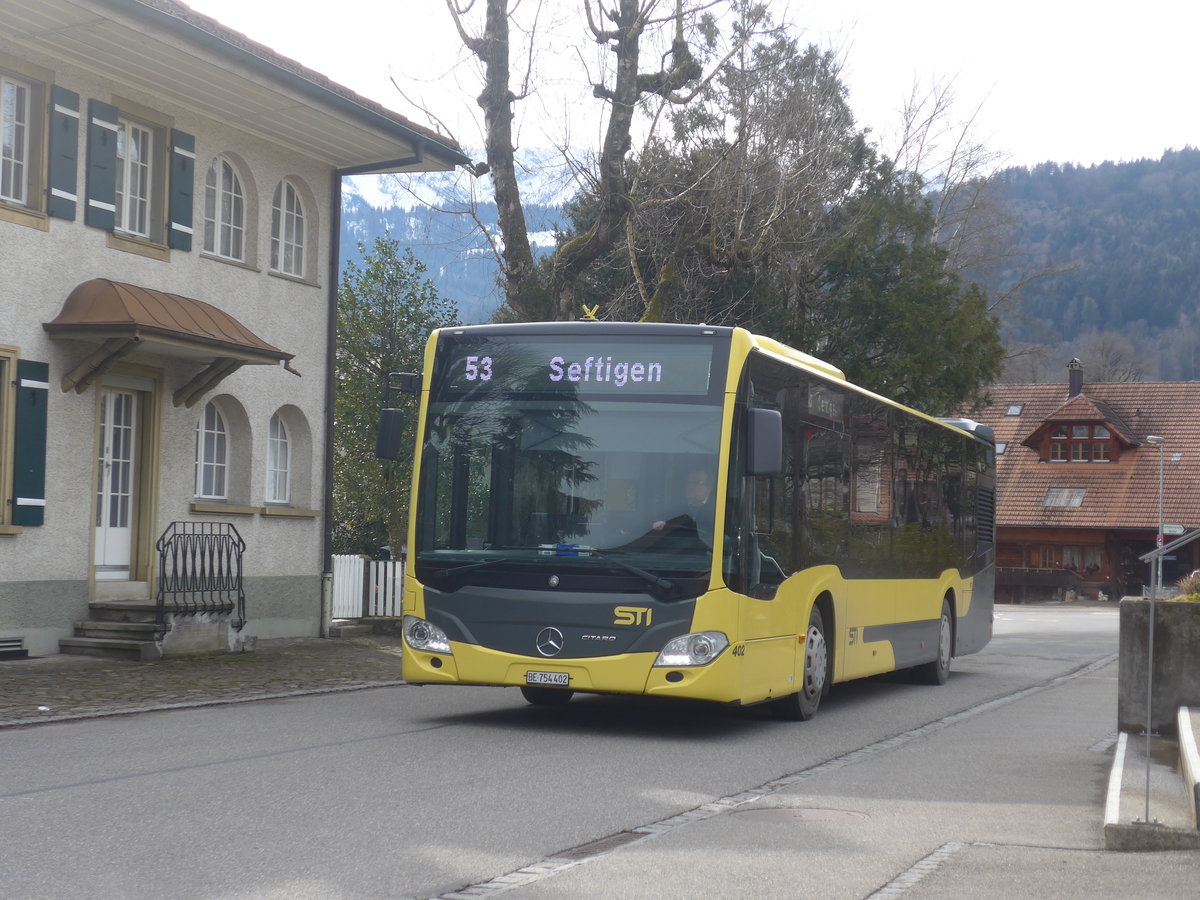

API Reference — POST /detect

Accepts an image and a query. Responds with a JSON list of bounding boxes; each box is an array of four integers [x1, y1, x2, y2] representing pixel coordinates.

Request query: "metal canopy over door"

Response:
[[95, 388, 137, 580]]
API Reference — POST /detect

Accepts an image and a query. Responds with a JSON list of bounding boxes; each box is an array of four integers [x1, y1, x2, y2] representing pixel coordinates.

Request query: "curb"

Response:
[[1104, 724, 1200, 851], [0, 679, 407, 729], [1103, 731, 1127, 830]]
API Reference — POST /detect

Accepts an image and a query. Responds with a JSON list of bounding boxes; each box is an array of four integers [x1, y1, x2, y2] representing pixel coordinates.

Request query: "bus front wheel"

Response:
[[772, 605, 828, 721], [520, 686, 574, 706]]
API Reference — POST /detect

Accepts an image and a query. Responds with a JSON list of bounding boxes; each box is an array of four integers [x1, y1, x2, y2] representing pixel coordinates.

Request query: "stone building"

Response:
[[0, 0, 466, 656]]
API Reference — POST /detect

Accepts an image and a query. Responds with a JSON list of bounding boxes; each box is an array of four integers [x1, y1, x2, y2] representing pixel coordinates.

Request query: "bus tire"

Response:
[[520, 686, 574, 706], [772, 605, 828, 721], [913, 599, 952, 685]]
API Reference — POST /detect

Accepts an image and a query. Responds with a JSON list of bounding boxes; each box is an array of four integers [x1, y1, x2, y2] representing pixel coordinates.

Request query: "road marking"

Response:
[[866, 841, 975, 897], [430, 653, 1119, 900]]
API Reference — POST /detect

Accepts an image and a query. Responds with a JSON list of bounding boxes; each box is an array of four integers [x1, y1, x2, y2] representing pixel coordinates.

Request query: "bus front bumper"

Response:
[[402, 641, 746, 703]]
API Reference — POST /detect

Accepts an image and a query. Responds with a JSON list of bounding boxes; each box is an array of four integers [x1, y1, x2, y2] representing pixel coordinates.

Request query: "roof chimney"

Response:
[[1067, 358, 1084, 398]]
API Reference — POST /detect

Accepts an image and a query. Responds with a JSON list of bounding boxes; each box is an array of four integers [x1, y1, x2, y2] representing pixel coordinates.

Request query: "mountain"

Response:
[[339, 161, 568, 324]]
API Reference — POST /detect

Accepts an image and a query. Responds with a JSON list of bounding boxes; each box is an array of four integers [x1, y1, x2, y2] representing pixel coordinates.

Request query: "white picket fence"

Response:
[[331, 554, 403, 619]]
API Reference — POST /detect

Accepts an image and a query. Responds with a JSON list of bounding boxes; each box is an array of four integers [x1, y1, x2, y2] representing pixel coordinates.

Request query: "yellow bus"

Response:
[[382, 322, 995, 719]]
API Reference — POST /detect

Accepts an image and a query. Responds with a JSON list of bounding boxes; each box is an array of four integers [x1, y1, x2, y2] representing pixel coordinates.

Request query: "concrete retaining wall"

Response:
[[1118, 597, 1200, 734]]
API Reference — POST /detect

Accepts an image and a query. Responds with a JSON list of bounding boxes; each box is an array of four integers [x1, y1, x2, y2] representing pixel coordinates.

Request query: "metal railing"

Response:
[[156, 521, 246, 632]]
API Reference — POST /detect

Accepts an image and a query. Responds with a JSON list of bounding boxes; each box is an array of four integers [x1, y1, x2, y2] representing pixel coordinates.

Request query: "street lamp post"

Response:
[[1142, 434, 1165, 824]]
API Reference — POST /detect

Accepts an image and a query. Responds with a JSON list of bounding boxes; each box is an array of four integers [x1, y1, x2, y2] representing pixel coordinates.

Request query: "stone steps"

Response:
[[59, 635, 161, 662], [73, 619, 160, 641], [87, 599, 158, 624], [59, 591, 162, 661]]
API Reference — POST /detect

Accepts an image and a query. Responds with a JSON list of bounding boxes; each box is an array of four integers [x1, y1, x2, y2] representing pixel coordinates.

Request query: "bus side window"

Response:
[[749, 474, 777, 597]]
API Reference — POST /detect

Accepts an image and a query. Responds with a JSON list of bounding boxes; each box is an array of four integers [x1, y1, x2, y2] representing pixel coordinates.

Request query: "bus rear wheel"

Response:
[[772, 605, 828, 721], [520, 686, 574, 706], [912, 599, 952, 685]]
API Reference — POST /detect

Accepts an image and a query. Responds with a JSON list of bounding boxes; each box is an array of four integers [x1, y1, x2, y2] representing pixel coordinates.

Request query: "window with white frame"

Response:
[[1, 74, 30, 205], [116, 118, 153, 237], [266, 413, 290, 504], [204, 155, 245, 261], [271, 179, 305, 277], [195, 401, 228, 499]]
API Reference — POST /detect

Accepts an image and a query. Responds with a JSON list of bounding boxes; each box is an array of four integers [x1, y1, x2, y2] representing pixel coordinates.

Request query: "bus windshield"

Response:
[[414, 333, 726, 588]]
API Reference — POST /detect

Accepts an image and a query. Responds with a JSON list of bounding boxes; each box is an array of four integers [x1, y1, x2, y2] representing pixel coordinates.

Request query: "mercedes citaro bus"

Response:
[[377, 322, 994, 719]]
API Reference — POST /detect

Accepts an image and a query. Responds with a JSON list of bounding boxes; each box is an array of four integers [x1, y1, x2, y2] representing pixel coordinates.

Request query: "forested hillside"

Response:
[[986, 147, 1200, 381]]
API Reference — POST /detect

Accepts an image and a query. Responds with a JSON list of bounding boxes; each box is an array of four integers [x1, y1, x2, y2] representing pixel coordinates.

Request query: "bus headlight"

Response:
[[653, 631, 729, 667], [403, 615, 453, 654]]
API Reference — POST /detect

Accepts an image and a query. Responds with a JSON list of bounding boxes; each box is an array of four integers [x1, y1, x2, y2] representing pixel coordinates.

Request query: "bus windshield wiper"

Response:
[[430, 557, 507, 581], [426, 545, 675, 594], [578, 547, 675, 593], [427, 546, 559, 586]]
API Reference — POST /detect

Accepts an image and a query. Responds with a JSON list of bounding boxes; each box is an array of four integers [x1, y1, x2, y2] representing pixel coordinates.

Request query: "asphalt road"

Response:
[[3, 604, 1198, 899]]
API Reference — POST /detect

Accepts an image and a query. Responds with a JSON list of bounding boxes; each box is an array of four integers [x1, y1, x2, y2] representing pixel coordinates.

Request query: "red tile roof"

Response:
[[973, 382, 1200, 532]]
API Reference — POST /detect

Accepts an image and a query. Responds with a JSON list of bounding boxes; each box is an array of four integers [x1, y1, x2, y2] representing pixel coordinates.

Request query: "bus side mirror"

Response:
[[747, 408, 783, 476], [376, 408, 405, 460]]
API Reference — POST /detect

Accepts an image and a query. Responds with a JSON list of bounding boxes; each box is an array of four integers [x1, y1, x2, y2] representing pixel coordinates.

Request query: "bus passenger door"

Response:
[[722, 405, 795, 704]]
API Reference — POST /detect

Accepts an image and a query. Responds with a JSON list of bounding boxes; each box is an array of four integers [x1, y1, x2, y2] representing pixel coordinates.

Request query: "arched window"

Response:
[[271, 179, 306, 277], [266, 412, 290, 504], [204, 155, 245, 261], [195, 401, 228, 499]]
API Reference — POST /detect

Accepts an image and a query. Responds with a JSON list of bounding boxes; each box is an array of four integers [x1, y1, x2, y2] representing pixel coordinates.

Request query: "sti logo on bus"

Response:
[[614, 606, 652, 626]]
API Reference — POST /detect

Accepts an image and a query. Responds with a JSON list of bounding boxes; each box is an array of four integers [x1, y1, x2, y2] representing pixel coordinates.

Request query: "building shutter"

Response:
[[47, 86, 80, 220], [12, 360, 49, 527], [84, 99, 119, 230], [168, 129, 195, 250]]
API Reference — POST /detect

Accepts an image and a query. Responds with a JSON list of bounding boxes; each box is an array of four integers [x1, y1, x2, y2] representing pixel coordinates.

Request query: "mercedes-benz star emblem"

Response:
[[536, 626, 565, 657]]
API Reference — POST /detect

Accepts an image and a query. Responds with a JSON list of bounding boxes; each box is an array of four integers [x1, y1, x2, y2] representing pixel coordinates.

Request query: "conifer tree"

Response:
[[334, 237, 460, 555]]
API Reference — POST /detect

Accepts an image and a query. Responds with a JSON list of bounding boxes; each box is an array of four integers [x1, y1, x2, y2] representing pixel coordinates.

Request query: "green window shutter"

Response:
[[168, 129, 195, 250], [84, 99, 118, 230], [12, 360, 49, 527], [47, 86, 80, 221]]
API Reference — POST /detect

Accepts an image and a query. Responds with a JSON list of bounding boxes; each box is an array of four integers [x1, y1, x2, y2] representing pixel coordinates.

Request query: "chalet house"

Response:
[[0, 0, 466, 657], [973, 360, 1200, 603]]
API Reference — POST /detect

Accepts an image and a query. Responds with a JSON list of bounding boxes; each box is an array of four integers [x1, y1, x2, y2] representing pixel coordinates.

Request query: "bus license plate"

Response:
[[526, 671, 569, 687]]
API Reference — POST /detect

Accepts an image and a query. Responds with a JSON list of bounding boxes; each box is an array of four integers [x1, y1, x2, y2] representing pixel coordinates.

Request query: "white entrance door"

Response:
[[95, 389, 137, 580]]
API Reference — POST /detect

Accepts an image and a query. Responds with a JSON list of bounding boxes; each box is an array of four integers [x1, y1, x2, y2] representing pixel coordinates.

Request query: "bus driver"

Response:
[[651, 468, 715, 549]]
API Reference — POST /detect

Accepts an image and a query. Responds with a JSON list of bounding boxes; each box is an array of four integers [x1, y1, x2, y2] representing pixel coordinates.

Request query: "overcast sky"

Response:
[[186, 0, 1197, 171]]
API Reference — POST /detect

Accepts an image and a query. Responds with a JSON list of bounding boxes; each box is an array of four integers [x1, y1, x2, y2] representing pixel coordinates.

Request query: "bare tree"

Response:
[[892, 80, 1010, 275], [596, 26, 867, 326], [443, 0, 764, 320], [1076, 331, 1145, 382]]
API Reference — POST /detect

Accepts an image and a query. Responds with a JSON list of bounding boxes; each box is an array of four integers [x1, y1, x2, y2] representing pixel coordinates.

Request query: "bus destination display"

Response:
[[438, 337, 717, 396]]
